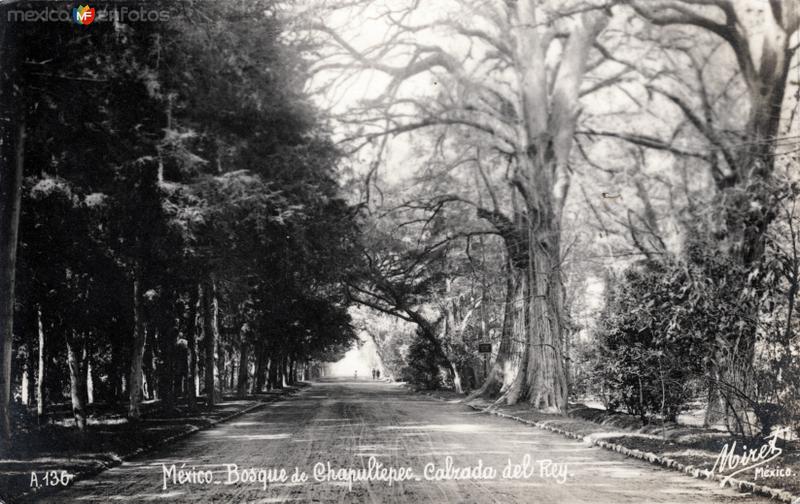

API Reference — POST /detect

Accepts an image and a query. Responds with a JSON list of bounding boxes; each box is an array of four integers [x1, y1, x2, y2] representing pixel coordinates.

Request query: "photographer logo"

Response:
[[72, 5, 95, 25]]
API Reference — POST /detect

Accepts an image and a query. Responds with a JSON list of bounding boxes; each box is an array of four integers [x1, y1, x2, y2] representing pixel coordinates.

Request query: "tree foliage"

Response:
[[1, 0, 360, 440]]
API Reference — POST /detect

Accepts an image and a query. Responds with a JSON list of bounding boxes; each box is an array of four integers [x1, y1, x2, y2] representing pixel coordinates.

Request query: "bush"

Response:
[[594, 260, 703, 422], [403, 329, 446, 389]]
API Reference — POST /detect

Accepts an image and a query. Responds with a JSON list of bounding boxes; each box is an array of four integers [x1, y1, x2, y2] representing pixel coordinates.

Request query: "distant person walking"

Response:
[[371, 369, 376, 380], [376, 370, 381, 380], [354, 370, 357, 380]]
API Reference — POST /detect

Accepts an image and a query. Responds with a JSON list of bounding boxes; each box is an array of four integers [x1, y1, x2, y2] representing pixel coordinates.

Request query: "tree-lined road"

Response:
[[32, 380, 769, 503]]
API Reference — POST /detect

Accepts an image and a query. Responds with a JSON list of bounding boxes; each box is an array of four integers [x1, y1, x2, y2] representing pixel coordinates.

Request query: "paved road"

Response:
[[30, 379, 770, 503]]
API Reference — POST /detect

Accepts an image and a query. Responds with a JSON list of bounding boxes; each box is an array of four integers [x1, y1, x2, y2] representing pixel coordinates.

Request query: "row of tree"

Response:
[[0, 1, 360, 443]]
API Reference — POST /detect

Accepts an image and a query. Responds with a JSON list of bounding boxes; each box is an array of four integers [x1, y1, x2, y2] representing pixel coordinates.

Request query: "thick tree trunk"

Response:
[[201, 278, 221, 406], [471, 201, 530, 403], [470, 265, 527, 401], [502, 2, 605, 414], [128, 276, 147, 419], [65, 333, 88, 431], [523, 232, 568, 412], [492, 186, 569, 412], [711, 70, 789, 434]]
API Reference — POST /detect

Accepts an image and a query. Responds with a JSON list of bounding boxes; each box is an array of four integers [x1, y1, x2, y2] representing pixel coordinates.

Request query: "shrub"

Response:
[[594, 260, 703, 422], [403, 329, 445, 389]]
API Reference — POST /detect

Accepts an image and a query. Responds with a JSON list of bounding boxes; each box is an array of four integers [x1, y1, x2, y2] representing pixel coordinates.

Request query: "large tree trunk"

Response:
[[710, 54, 792, 435], [186, 284, 199, 410], [523, 228, 568, 411], [469, 2, 599, 408], [65, 333, 88, 431], [469, 198, 530, 403], [501, 4, 605, 413], [470, 264, 527, 402], [201, 277, 221, 406], [498, 158, 569, 412], [128, 275, 147, 419]]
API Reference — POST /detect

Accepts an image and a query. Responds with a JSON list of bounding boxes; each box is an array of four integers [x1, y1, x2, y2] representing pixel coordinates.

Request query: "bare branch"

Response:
[[646, 85, 738, 172], [576, 128, 709, 160]]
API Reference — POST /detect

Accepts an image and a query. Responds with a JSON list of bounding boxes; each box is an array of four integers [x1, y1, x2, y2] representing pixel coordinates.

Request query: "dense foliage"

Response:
[[4, 0, 359, 435], [591, 197, 800, 436], [594, 260, 703, 422]]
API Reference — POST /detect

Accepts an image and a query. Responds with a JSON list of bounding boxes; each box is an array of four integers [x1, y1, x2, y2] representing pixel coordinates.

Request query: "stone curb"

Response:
[[467, 403, 799, 504], [13, 384, 309, 504]]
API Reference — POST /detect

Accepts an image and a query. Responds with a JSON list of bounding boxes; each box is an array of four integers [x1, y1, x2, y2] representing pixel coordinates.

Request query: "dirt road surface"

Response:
[[27, 379, 773, 503]]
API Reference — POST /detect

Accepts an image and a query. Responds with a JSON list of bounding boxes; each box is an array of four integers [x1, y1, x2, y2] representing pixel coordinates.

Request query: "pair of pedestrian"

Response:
[[371, 368, 381, 380]]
